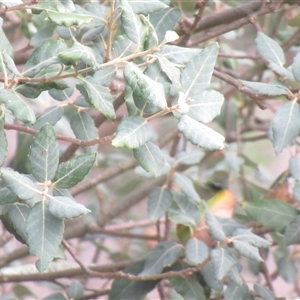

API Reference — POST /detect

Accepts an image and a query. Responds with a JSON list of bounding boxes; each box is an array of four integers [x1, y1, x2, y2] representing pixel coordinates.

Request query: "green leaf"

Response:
[[1, 168, 37, 200], [58, 42, 99, 69], [211, 247, 236, 280], [148, 186, 172, 221], [187, 90, 224, 123], [119, 0, 147, 45], [2, 203, 30, 244], [49, 196, 90, 219], [32, 106, 64, 130], [232, 239, 262, 262], [169, 264, 206, 300], [173, 172, 200, 204], [26, 201, 64, 272], [1, 51, 21, 75], [255, 32, 285, 65], [0, 180, 18, 205], [290, 156, 300, 181], [109, 261, 159, 300], [133, 141, 166, 178], [0, 109, 7, 168], [243, 199, 299, 232], [29, 124, 59, 183], [178, 115, 225, 150], [150, 8, 181, 43], [284, 215, 300, 245], [292, 52, 300, 82], [168, 193, 200, 227], [241, 80, 290, 96], [268, 62, 294, 80], [93, 66, 117, 87], [139, 241, 184, 276], [175, 151, 204, 166], [270, 101, 300, 154], [70, 111, 98, 153], [181, 43, 218, 98], [254, 283, 274, 300], [185, 238, 209, 266], [204, 205, 227, 242], [129, 0, 167, 14], [68, 280, 84, 300], [124, 63, 166, 113], [53, 153, 96, 189], [0, 90, 35, 124], [113, 34, 137, 58], [231, 228, 271, 248], [78, 77, 116, 119], [23, 40, 67, 77], [224, 282, 250, 300], [200, 261, 223, 292], [0, 18, 13, 56], [160, 45, 201, 64], [112, 116, 152, 149]]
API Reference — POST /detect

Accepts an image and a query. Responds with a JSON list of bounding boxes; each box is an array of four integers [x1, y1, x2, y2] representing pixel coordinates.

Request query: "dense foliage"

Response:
[[1, 0, 300, 299]]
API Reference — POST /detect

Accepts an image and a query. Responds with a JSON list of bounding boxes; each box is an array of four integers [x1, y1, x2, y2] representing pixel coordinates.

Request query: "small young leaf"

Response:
[[133, 141, 166, 178], [26, 201, 64, 272], [1, 168, 37, 200], [70, 111, 98, 153], [112, 116, 152, 149], [181, 43, 218, 98], [29, 124, 59, 183], [119, 0, 147, 45], [211, 247, 236, 280], [255, 32, 285, 65], [168, 193, 200, 227], [139, 241, 184, 276], [32, 106, 64, 130], [78, 77, 116, 119], [270, 101, 300, 154], [204, 205, 227, 242], [173, 172, 200, 204], [187, 90, 224, 123], [242, 199, 299, 232], [284, 215, 300, 245], [254, 283, 274, 300], [150, 7, 181, 43], [148, 186, 172, 221], [49, 196, 90, 219], [53, 153, 96, 189], [185, 238, 209, 266], [0, 90, 35, 124], [178, 115, 225, 150], [109, 261, 159, 300], [241, 81, 290, 96]]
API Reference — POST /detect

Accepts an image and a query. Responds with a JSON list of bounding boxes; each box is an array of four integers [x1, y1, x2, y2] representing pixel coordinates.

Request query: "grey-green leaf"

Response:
[[293, 181, 300, 204], [160, 45, 201, 64], [70, 111, 98, 153], [148, 186, 172, 221], [93, 66, 117, 87], [211, 247, 236, 280], [139, 241, 184, 276], [0, 180, 18, 205], [1, 168, 37, 200], [255, 32, 285, 65], [68, 280, 84, 300], [49, 196, 90, 219], [53, 153, 96, 189], [178, 115, 225, 150], [133, 141, 166, 178], [26, 201, 64, 272], [0, 90, 35, 124], [119, 0, 147, 45], [29, 124, 59, 182], [129, 0, 167, 14], [284, 215, 300, 245], [200, 261, 224, 292], [270, 101, 300, 154], [181, 43, 218, 98], [187, 90, 224, 123], [292, 52, 300, 82], [231, 228, 271, 248], [0, 18, 13, 56], [0, 110, 7, 167], [225, 282, 250, 300], [241, 80, 290, 96], [185, 238, 209, 266], [254, 283, 274, 300], [112, 116, 152, 149], [32, 106, 64, 130], [78, 77, 116, 119], [290, 156, 300, 181], [232, 239, 262, 262]]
